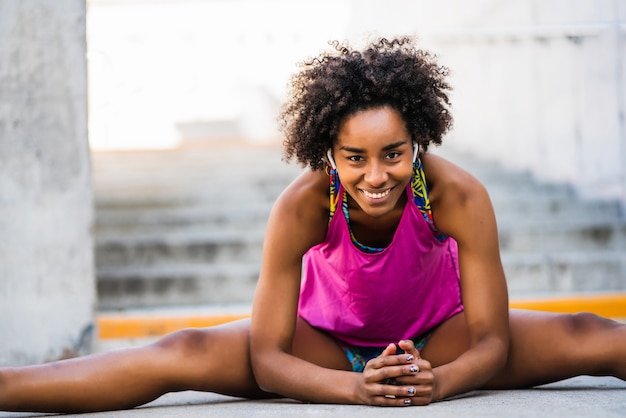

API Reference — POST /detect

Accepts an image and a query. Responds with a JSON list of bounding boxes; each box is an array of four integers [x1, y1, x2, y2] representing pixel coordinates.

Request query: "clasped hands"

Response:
[[357, 339, 435, 406]]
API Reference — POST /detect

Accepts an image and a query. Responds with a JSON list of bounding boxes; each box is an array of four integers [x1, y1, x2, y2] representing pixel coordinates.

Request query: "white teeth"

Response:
[[363, 189, 390, 199]]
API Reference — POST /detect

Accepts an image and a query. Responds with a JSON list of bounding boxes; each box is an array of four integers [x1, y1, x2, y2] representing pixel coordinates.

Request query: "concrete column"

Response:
[[0, 0, 95, 365]]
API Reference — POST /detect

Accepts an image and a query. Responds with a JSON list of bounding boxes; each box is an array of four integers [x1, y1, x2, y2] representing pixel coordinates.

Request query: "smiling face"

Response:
[[332, 106, 414, 218]]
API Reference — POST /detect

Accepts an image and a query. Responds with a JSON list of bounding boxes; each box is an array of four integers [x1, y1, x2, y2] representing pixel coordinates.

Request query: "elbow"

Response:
[[491, 332, 510, 375], [494, 341, 509, 374], [472, 332, 509, 379], [250, 348, 279, 394]]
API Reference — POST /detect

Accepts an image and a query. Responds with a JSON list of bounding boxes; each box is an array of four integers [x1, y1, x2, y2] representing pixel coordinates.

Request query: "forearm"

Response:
[[431, 336, 508, 401], [252, 351, 358, 404]]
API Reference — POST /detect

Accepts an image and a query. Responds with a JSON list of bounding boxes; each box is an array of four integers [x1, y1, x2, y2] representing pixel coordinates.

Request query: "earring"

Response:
[[412, 141, 419, 163]]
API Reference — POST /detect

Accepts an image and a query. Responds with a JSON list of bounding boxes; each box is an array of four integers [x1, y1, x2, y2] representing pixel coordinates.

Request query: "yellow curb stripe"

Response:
[[509, 293, 626, 319], [96, 293, 626, 340], [97, 314, 250, 339]]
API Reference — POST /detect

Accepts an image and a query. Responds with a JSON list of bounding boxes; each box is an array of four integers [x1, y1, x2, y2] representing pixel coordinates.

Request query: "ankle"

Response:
[[0, 367, 23, 411], [0, 367, 9, 410]]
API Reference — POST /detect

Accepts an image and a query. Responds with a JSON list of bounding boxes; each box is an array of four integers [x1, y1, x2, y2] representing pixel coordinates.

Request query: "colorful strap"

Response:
[[411, 157, 447, 242]]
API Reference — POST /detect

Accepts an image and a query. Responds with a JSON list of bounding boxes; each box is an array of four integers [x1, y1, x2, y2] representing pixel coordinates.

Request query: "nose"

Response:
[[364, 160, 388, 187]]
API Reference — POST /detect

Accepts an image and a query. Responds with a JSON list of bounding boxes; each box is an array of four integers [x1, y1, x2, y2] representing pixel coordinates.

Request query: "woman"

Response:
[[1, 36, 624, 413]]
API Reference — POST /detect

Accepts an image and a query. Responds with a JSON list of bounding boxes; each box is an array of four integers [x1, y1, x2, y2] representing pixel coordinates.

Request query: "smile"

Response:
[[362, 189, 391, 199]]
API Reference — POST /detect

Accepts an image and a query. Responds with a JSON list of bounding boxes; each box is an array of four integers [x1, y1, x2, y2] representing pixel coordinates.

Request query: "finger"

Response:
[[380, 343, 397, 357], [370, 361, 422, 386], [393, 361, 434, 386], [369, 355, 416, 375], [364, 344, 399, 375], [373, 384, 416, 406], [384, 357, 432, 386], [397, 339, 420, 358], [368, 353, 418, 376], [377, 396, 414, 407]]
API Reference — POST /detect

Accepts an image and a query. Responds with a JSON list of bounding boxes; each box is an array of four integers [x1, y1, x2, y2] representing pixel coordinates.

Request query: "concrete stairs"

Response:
[[92, 141, 301, 310], [437, 147, 626, 297], [92, 141, 626, 310]]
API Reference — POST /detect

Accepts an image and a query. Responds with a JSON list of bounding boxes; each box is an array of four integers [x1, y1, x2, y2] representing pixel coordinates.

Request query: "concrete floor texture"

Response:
[[1, 376, 624, 418]]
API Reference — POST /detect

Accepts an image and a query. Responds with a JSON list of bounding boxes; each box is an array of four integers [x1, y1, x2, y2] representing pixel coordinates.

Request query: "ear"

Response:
[[412, 141, 419, 163], [326, 149, 337, 170]]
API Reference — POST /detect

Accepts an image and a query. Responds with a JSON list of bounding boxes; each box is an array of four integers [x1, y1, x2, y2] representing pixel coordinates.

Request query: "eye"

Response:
[[386, 151, 401, 160], [347, 155, 364, 162]]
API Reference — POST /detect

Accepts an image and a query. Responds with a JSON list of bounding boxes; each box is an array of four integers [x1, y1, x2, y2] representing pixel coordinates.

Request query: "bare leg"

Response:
[[421, 309, 626, 389], [291, 317, 352, 372], [0, 317, 350, 413], [488, 310, 626, 388], [0, 319, 268, 413]]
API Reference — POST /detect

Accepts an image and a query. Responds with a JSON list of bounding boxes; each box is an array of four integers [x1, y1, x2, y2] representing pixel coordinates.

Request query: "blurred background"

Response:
[[87, 0, 626, 196], [1, 0, 625, 365]]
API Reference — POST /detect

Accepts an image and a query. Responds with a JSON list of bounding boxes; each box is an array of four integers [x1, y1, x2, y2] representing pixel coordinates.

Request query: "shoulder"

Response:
[[421, 152, 487, 202], [420, 153, 495, 241], [266, 168, 331, 255]]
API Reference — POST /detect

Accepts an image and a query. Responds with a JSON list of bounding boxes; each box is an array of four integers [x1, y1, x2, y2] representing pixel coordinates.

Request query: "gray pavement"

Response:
[[2, 376, 624, 418]]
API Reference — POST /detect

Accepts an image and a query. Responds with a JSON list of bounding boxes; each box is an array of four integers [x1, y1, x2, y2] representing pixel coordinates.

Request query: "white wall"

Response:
[[422, 0, 626, 205], [87, 0, 352, 149], [0, 0, 95, 365]]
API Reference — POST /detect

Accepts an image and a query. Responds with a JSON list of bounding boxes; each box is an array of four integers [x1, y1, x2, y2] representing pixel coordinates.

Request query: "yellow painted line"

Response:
[[509, 293, 626, 319], [96, 293, 626, 340], [97, 313, 250, 340]]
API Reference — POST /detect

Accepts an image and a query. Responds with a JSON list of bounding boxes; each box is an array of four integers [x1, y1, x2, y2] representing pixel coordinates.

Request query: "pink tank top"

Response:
[[298, 182, 463, 346]]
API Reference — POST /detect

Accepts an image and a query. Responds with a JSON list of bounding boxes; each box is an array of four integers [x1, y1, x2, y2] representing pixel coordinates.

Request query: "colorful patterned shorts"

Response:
[[337, 334, 430, 373]]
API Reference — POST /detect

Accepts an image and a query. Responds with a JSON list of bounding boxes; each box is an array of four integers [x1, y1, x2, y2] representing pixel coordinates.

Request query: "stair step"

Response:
[[97, 263, 260, 310], [498, 218, 626, 252], [502, 250, 626, 295], [491, 195, 622, 219], [95, 228, 265, 268], [94, 205, 272, 235]]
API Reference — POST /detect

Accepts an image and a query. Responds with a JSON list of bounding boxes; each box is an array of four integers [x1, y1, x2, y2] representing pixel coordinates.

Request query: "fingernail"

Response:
[[407, 387, 415, 395], [404, 399, 412, 405], [409, 365, 419, 373], [406, 354, 414, 361]]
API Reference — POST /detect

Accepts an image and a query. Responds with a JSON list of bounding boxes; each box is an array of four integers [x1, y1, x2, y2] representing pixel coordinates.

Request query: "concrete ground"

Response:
[[1, 376, 624, 418]]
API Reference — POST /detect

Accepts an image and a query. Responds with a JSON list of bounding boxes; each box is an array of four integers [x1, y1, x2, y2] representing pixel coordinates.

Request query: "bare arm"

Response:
[[250, 170, 356, 403], [422, 153, 510, 401]]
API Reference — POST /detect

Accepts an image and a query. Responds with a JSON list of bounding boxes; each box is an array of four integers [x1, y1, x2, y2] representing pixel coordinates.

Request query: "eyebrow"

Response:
[[338, 141, 409, 153]]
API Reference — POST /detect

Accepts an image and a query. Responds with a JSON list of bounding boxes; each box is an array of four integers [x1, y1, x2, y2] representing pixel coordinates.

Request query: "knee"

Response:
[[563, 312, 613, 336], [153, 328, 215, 359]]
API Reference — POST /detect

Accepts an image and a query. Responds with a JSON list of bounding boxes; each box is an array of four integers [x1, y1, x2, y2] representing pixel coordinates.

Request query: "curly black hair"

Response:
[[279, 36, 453, 171]]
